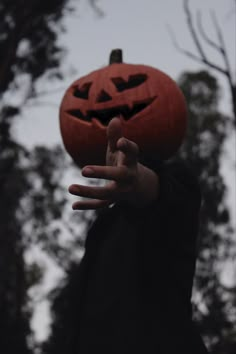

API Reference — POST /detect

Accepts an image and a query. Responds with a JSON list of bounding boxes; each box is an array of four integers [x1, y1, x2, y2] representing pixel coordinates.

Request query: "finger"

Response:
[[117, 137, 139, 166], [68, 182, 117, 200], [107, 117, 123, 152], [72, 199, 111, 210], [82, 165, 134, 182]]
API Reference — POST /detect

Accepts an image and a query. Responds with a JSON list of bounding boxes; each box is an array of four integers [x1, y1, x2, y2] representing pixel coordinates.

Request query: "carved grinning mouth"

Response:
[[67, 97, 157, 126]]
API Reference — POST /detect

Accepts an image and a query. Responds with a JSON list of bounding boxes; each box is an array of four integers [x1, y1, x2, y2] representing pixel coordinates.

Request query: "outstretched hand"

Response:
[[68, 117, 159, 210]]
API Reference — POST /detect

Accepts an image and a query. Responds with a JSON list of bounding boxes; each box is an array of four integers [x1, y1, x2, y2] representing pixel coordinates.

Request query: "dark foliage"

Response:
[[0, 105, 71, 353], [0, 1, 74, 353], [178, 70, 236, 352], [0, 1, 101, 351], [0, 0, 71, 95]]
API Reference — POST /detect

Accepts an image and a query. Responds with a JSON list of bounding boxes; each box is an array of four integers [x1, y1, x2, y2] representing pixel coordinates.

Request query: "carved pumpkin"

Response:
[[59, 49, 187, 168]]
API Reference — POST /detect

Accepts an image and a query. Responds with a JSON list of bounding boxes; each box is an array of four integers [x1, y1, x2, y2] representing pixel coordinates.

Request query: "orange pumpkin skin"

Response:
[[59, 62, 187, 168]]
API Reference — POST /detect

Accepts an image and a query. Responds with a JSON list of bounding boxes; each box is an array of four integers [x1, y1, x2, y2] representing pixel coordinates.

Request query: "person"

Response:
[[68, 117, 209, 353]]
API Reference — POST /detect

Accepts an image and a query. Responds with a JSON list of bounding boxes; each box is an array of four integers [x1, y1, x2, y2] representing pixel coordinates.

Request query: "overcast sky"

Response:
[[13, 0, 235, 342]]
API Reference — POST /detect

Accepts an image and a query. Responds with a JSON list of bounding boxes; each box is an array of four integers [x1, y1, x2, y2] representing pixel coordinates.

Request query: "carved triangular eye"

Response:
[[111, 74, 147, 92], [73, 82, 92, 99], [97, 90, 112, 102]]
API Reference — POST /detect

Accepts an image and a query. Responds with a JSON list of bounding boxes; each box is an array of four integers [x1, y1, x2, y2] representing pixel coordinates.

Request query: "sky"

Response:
[[12, 0, 236, 342]]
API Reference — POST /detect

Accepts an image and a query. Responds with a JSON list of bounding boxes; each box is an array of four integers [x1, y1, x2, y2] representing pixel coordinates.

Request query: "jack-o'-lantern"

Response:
[[59, 49, 187, 168]]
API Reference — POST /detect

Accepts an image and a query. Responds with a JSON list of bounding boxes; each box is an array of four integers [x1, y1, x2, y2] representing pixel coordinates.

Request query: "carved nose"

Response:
[[96, 90, 112, 102]]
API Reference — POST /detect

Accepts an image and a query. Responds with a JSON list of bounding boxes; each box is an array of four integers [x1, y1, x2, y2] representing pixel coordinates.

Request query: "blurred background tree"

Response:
[[169, 1, 236, 351], [178, 70, 236, 353], [0, 1, 98, 353]]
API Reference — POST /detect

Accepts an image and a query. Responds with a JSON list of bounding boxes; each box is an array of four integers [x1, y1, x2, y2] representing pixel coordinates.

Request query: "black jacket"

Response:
[[46, 160, 209, 354]]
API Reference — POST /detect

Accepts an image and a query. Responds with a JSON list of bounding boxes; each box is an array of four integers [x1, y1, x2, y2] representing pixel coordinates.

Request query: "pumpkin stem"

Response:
[[109, 49, 123, 64]]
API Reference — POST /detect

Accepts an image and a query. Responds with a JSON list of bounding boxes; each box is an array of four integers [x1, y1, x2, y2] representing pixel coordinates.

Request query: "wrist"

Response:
[[128, 163, 160, 208]]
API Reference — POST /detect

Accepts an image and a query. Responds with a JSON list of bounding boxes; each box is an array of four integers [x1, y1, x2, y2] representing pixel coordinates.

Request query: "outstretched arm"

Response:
[[68, 117, 159, 210]]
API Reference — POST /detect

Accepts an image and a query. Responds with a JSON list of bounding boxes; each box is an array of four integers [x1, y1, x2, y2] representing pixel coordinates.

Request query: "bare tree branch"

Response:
[[210, 10, 234, 84], [183, 0, 207, 61], [168, 0, 236, 125], [197, 9, 235, 92], [183, 0, 231, 75], [88, 0, 105, 17], [197, 11, 222, 54], [167, 23, 228, 75]]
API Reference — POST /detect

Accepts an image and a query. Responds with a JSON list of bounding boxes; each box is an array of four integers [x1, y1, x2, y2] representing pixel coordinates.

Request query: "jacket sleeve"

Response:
[[156, 160, 202, 213]]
